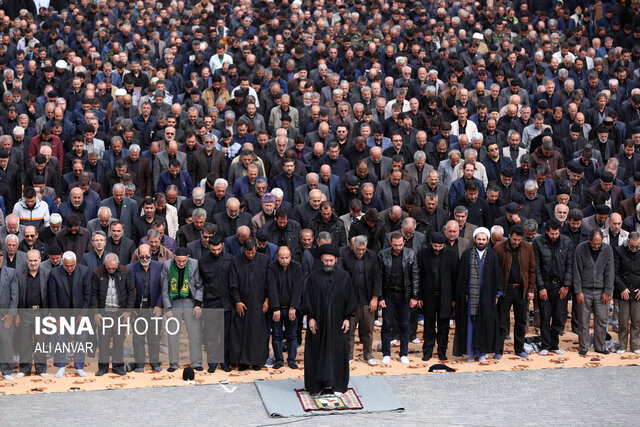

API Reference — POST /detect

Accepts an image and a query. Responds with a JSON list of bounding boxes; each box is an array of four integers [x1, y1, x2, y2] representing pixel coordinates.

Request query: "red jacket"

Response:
[[28, 134, 64, 174]]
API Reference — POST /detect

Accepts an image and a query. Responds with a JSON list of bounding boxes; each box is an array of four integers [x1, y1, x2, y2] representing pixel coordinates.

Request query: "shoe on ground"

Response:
[[208, 365, 217, 373], [422, 354, 431, 361], [55, 368, 66, 378], [478, 356, 487, 362], [376, 342, 382, 351], [595, 349, 610, 355], [381, 356, 391, 364], [578, 350, 588, 355], [134, 368, 144, 373], [252, 365, 262, 371], [192, 366, 204, 372], [113, 369, 126, 376], [3, 374, 14, 381], [367, 359, 377, 366], [15, 372, 25, 379], [95, 370, 107, 376], [551, 349, 564, 355], [411, 338, 421, 344], [289, 363, 298, 370], [374, 320, 382, 327], [167, 366, 178, 372], [400, 356, 410, 364], [152, 366, 163, 372], [273, 362, 284, 369], [39, 373, 48, 378], [539, 349, 549, 356], [390, 339, 398, 345], [505, 335, 512, 340], [493, 354, 502, 360], [517, 352, 529, 359], [466, 357, 475, 363], [264, 356, 275, 367], [76, 369, 87, 377], [438, 355, 448, 361], [617, 349, 625, 354]]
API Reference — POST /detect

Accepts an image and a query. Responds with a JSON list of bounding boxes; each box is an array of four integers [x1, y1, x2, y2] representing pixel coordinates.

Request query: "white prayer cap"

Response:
[[473, 227, 491, 239], [472, 33, 484, 41], [114, 88, 127, 97], [55, 60, 67, 69]]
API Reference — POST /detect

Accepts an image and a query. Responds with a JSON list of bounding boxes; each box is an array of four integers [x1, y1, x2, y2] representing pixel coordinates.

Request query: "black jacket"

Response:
[[417, 246, 458, 319], [532, 234, 574, 289], [199, 251, 234, 310], [263, 219, 302, 261], [90, 265, 136, 309], [341, 248, 382, 303], [266, 259, 304, 310], [309, 212, 347, 248], [377, 247, 419, 302], [614, 244, 640, 299], [348, 218, 386, 254]]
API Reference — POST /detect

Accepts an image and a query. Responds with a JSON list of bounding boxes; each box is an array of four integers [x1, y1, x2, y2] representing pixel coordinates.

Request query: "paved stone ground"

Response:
[[1, 366, 638, 426]]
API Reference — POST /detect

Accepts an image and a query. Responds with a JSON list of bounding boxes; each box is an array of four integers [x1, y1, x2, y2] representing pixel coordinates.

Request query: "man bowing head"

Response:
[[301, 244, 357, 397]]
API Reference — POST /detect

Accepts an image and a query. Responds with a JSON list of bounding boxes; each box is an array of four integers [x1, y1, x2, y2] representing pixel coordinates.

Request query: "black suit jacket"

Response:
[[188, 149, 226, 184], [48, 264, 91, 310], [212, 211, 253, 238], [127, 156, 153, 197]]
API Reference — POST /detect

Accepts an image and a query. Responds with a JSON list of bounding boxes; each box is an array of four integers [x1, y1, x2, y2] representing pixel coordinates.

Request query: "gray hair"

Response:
[[192, 208, 207, 219], [105, 253, 120, 265], [91, 230, 107, 239], [490, 225, 504, 236], [353, 235, 368, 247], [113, 183, 125, 193], [524, 180, 538, 191], [62, 251, 77, 262], [129, 144, 141, 153], [4, 234, 18, 245], [413, 151, 426, 162], [50, 213, 63, 224], [147, 229, 162, 239], [214, 178, 228, 188], [523, 219, 538, 231]]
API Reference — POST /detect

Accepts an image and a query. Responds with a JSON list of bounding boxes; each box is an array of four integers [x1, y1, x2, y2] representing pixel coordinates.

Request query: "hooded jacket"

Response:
[[12, 197, 50, 230]]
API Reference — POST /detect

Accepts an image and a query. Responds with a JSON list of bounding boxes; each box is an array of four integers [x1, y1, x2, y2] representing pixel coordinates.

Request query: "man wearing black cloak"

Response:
[[417, 232, 459, 361], [229, 238, 270, 370], [453, 227, 503, 362], [301, 244, 357, 396]]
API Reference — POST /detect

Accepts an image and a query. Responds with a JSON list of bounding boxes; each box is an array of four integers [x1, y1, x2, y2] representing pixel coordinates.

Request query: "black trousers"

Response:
[[98, 313, 125, 371], [133, 308, 161, 369], [497, 287, 528, 354], [421, 297, 449, 358], [539, 285, 569, 351]]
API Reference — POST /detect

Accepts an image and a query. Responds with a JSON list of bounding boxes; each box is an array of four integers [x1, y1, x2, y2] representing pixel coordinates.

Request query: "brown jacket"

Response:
[[493, 239, 536, 297], [131, 245, 174, 263], [617, 196, 639, 220]]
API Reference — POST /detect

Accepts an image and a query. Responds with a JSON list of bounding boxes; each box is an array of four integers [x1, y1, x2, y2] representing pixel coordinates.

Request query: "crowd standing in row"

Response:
[[1, 0, 640, 382]]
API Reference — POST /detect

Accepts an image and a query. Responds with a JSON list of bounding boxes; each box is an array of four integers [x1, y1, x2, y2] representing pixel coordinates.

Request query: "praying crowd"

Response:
[[1, 0, 640, 381]]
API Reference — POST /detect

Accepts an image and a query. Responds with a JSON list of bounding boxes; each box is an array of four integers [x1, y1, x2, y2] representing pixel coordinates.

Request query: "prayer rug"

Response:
[[295, 388, 363, 411]]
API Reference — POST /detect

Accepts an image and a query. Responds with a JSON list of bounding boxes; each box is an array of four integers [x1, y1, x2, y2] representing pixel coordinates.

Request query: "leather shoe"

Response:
[[288, 363, 298, 369], [95, 370, 107, 376], [220, 364, 231, 372], [438, 354, 448, 361], [167, 366, 177, 372], [193, 366, 204, 371], [421, 355, 431, 361], [595, 349, 610, 355], [578, 350, 588, 355], [273, 362, 284, 369], [113, 369, 126, 376], [207, 365, 217, 373]]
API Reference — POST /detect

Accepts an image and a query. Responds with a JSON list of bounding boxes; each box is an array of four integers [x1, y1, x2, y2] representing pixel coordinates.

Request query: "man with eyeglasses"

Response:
[[128, 244, 164, 372], [18, 226, 47, 260]]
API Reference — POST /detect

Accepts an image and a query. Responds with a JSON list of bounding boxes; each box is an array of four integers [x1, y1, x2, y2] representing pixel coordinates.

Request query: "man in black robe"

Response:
[[417, 232, 458, 361], [453, 227, 503, 362], [199, 235, 234, 373], [229, 238, 270, 370], [301, 244, 356, 396]]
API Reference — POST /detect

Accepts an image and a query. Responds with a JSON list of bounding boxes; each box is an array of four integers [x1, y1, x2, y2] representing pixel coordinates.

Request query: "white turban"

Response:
[[473, 227, 490, 239]]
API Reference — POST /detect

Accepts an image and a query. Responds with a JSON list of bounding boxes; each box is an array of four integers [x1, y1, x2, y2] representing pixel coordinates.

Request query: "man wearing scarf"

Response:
[[453, 227, 503, 362], [161, 248, 204, 372]]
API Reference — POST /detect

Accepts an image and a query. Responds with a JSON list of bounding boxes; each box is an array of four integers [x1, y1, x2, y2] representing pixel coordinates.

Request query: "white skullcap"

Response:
[[114, 88, 127, 97], [473, 227, 491, 239], [472, 33, 484, 40], [55, 60, 67, 69]]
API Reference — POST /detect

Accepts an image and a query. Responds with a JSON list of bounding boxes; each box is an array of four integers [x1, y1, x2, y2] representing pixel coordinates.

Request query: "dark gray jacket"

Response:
[[572, 241, 614, 295], [532, 234, 574, 289], [377, 247, 419, 302]]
